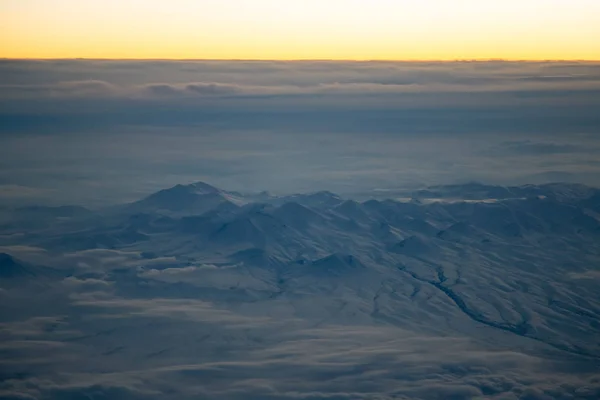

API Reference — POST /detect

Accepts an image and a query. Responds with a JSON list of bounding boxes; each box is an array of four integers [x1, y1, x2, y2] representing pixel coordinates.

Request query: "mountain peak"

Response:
[[130, 181, 230, 214], [0, 252, 17, 266], [187, 181, 221, 194], [0, 253, 33, 278]]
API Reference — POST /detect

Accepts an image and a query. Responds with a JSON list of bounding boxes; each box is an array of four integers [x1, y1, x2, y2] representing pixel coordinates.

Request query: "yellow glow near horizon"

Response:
[[1, 0, 599, 60]]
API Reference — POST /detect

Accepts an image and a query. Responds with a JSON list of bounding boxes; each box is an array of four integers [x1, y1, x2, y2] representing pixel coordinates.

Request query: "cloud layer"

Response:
[[2, 60, 600, 128], [1, 60, 599, 205]]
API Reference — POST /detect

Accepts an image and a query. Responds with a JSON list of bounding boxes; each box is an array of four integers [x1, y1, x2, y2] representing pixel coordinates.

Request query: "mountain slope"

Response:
[[1, 182, 600, 400]]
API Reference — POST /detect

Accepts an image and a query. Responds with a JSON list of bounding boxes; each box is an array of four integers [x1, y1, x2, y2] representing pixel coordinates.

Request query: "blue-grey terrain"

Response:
[[1, 181, 599, 399]]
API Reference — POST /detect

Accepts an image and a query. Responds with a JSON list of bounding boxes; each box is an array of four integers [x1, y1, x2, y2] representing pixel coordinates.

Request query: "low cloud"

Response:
[[491, 140, 584, 156], [2, 315, 599, 399], [570, 270, 600, 280], [0, 185, 52, 200], [3, 77, 600, 103], [2, 60, 600, 111]]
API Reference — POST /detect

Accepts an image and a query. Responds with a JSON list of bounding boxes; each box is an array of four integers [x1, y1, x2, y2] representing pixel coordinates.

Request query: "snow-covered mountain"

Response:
[[126, 181, 249, 215], [1, 182, 599, 399]]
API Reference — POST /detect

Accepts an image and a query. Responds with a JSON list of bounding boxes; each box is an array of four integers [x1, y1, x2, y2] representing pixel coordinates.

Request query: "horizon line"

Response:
[[2, 57, 600, 63]]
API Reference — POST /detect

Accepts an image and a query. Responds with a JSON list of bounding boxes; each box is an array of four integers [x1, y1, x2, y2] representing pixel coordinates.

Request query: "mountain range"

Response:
[[1, 181, 599, 399]]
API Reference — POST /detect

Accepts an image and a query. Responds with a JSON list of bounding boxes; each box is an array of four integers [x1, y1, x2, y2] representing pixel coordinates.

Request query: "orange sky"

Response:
[[2, 0, 599, 60]]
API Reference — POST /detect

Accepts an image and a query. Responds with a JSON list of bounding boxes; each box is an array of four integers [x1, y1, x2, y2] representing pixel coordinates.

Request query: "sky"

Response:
[[2, 0, 600, 60]]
